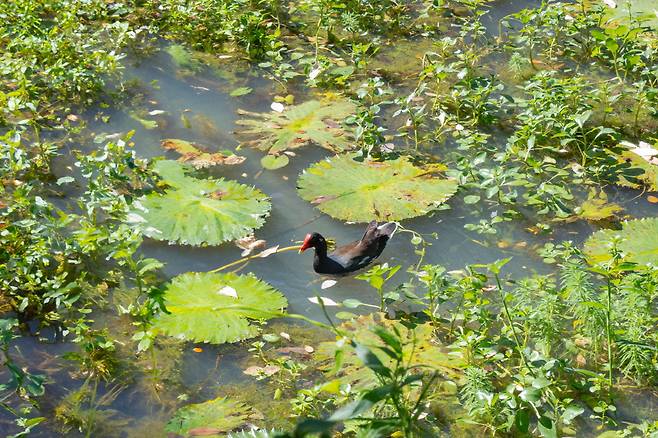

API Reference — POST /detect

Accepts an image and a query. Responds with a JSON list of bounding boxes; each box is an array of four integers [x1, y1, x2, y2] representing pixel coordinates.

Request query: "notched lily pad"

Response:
[[235, 99, 356, 155], [130, 160, 270, 246], [616, 141, 658, 191], [603, 0, 658, 31], [260, 154, 289, 170], [297, 154, 458, 222], [584, 217, 658, 266], [153, 271, 287, 344], [559, 189, 623, 223], [165, 396, 252, 437], [162, 138, 246, 169]]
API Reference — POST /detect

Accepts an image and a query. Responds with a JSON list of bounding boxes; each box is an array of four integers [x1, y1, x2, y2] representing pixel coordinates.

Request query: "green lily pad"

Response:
[[616, 150, 658, 191], [235, 99, 356, 154], [230, 86, 253, 97], [153, 271, 287, 344], [165, 396, 252, 437], [584, 217, 658, 266], [559, 189, 622, 223], [297, 154, 458, 222], [603, 0, 658, 30], [260, 154, 289, 170], [131, 160, 270, 246]]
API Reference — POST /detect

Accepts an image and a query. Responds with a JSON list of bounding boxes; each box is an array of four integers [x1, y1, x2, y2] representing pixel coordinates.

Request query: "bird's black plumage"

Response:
[[299, 221, 397, 275]]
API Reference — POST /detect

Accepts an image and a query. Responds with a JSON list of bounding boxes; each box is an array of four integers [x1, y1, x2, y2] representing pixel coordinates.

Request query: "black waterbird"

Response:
[[299, 221, 397, 275]]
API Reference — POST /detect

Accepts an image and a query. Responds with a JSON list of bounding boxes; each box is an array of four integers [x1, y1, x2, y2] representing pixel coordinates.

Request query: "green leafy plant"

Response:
[[356, 263, 400, 311], [296, 314, 457, 437], [584, 217, 658, 266]]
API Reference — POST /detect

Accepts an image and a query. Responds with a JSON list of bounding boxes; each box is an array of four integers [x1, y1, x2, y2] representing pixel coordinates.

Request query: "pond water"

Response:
[[4, 2, 658, 436]]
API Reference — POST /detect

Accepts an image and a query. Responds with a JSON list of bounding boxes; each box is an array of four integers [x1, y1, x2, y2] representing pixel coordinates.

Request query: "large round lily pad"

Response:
[[131, 160, 270, 246], [153, 271, 287, 344], [584, 217, 658, 266], [235, 99, 356, 154], [297, 154, 458, 222]]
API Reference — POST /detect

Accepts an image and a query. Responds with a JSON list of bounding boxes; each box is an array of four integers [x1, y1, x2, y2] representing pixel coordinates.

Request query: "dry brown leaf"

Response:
[[235, 235, 267, 256], [162, 139, 245, 169], [188, 427, 222, 436]]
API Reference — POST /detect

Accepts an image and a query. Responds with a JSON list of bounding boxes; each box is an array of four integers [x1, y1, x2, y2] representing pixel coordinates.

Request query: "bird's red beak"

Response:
[[299, 233, 312, 253]]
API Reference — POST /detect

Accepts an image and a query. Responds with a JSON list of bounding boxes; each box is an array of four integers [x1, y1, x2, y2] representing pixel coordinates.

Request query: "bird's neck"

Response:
[[313, 241, 328, 260]]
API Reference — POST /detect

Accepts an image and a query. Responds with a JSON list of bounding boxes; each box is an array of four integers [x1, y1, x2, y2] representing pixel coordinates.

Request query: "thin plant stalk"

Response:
[[209, 245, 301, 273], [605, 277, 614, 391], [494, 273, 534, 375]]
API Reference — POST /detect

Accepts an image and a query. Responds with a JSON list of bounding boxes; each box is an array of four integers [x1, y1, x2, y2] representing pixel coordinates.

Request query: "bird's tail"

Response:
[[376, 222, 397, 238]]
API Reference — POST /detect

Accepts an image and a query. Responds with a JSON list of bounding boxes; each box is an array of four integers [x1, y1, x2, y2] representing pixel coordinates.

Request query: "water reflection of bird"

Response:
[[299, 221, 397, 275]]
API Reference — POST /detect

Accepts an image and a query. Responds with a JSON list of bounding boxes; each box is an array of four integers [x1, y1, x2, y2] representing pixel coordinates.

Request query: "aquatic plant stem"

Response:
[[606, 277, 614, 391], [494, 273, 533, 376], [209, 245, 301, 273], [85, 377, 99, 438]]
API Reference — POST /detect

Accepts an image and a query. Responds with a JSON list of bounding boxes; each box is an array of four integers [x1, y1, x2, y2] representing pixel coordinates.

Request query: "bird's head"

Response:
[[299, 232, 325, 253]]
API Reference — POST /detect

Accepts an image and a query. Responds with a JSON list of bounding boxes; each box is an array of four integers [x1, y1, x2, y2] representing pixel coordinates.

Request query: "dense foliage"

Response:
[[0, 0, 657, 436]]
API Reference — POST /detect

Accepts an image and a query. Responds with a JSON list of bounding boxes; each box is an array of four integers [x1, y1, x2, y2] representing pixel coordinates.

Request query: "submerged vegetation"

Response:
[[1, 0, 657, 436]]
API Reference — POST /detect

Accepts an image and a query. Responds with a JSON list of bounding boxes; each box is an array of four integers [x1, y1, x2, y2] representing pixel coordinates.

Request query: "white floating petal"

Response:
[[217, 286, 238, 298], [321, 280, 337, 289], [308, 296, 338, 306], [271, 102, 285, 113]]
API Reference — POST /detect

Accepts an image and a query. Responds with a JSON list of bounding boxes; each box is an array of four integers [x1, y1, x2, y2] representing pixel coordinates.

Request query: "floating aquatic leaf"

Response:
[[226, 430, 282, 438], [235, 235, 267, 256], [165, 396, 252, 437], [603, 0, 658, 30], [260, 154, 289, 170], [131, 160, 270, 246], [166, 44, 203, 72], [162, 138, 245, 169], [584, 217, 658, 266], [297, 154, 458, 222], [129, 111, 158, 129], [616, 142, 658, 191], [230, 86, 253, 97], [153, 272, 287, 344], [560, 189, 622, 223], [243, 364, 280, 377], [236, 99, 356, 155], [316, 313, 464, 389]]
